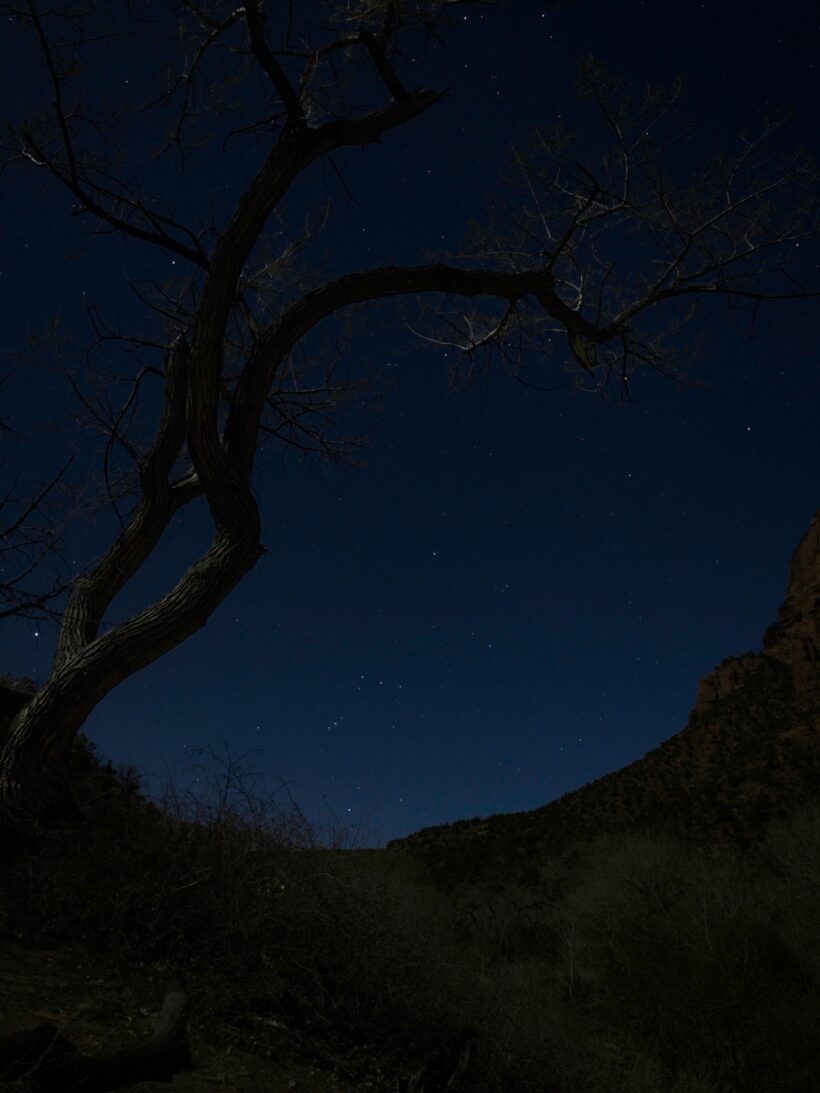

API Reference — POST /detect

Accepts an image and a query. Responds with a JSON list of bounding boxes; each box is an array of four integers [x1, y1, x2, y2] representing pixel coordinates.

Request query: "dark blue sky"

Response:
[[1, 2, 817, 845]]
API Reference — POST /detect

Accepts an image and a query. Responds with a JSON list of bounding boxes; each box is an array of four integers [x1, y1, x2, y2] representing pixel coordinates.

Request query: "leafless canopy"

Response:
[[0, 0, 816, 825], [414, 59, 817, 391]]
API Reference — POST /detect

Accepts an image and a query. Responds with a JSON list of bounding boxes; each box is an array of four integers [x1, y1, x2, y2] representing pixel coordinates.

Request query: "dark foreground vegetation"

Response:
[[1, 714, 818, 1093]]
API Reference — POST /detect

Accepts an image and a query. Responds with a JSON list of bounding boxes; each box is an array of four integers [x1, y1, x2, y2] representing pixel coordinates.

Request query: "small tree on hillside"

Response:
[[0, 0, 816, 832]]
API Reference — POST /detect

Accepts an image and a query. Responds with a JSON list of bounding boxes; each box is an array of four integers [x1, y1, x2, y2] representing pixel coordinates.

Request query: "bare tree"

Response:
[[0, 0, 816, 833]]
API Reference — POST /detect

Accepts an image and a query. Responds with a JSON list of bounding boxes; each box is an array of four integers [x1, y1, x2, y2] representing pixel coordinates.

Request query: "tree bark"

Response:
[[0, 516, 265, 834]]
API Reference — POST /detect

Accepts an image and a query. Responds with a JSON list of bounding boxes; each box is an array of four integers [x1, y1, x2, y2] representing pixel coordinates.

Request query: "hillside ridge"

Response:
[[389, 511, 820, 883]]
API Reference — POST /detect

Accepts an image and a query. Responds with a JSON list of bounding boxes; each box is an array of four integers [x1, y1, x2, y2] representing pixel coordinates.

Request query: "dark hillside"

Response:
[[390, 511, 820, 890]]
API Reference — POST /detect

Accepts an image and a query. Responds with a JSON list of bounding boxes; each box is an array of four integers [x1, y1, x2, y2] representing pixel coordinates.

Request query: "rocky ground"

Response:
[[0, 937, 405, 1093]]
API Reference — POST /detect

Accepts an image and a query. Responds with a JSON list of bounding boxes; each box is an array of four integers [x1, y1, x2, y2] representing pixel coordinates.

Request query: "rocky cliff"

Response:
[[389, 511, 820, 885], [762, 511, 820, 716]]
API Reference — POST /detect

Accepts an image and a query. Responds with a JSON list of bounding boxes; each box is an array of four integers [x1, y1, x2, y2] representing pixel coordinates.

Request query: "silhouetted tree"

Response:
[[0, 0, 816, 832]]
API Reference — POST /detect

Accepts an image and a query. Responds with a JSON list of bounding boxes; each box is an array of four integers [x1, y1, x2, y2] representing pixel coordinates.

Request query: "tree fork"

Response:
[[0, 520, 265, 833]]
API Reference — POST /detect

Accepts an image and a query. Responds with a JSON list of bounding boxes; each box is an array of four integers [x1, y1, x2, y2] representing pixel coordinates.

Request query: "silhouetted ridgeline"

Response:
[[389, 511, 820, 886]]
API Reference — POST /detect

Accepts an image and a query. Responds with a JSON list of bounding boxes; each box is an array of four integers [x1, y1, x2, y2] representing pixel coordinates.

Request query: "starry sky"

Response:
[[1, 2, 817, 846]]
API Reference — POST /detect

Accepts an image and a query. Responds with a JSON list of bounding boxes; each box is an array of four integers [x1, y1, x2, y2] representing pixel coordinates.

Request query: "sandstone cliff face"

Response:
[[692, 652, 762, 715], [695, 512, 819, 707], [390, 510, 820, 884], [763, 511, 820, 712], [692, 512, 820, 739]]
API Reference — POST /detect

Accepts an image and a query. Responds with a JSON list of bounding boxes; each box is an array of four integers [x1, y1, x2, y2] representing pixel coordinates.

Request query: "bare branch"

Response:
[[0, 452, 75, 622], [244, 0, 307, 126], [0, 4, 815, 832], [358, 26, 408, 99]]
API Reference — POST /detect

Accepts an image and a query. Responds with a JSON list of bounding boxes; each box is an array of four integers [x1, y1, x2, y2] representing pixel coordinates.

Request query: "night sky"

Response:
[[1, 2, 817, 846]]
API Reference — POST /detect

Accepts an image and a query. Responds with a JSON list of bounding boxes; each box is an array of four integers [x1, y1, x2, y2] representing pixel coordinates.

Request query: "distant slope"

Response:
[[389, 511, 820, 886]]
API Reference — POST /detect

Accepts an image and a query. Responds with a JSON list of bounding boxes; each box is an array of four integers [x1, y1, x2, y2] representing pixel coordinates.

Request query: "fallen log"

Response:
[[404, 1026, 475, 1092], [0, 991, 194, 1092]]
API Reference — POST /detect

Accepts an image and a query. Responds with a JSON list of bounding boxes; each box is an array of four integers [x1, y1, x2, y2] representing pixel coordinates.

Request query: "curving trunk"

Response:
[[0, 522, 265, 836]]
